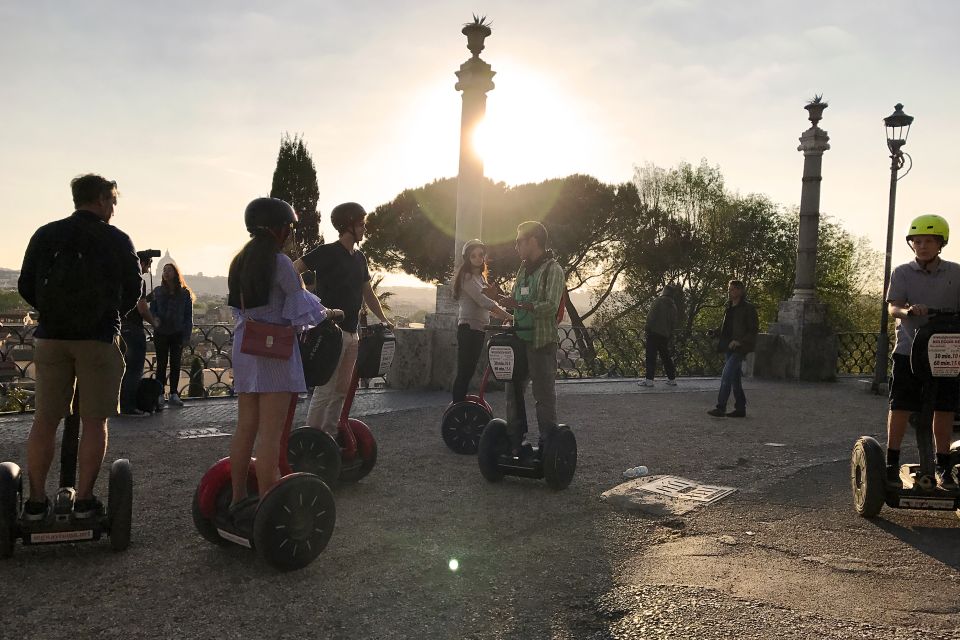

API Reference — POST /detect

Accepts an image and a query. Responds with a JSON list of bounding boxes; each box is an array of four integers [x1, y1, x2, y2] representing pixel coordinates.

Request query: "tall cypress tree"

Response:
[[270, 133, 321, 259]]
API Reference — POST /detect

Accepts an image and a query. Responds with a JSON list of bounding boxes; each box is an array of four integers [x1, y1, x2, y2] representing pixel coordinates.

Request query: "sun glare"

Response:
[[471, 63, 599, 185]]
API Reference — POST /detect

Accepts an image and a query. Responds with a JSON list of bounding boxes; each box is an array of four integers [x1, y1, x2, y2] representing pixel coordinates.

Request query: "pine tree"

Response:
[[270, 133, 322, 258]]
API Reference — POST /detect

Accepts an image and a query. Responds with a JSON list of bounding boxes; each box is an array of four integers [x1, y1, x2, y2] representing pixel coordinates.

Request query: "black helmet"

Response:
[[244, 198, 297, 233], [330, 202, 367, 234]]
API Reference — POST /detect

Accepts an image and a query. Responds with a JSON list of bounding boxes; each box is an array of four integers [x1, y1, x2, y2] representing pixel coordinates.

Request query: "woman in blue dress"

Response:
[[226, 198, 342, 513]]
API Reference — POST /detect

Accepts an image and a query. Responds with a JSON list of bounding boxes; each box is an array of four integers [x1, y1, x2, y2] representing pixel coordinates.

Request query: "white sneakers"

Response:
[[168, 393, 184, 407], [638, 379, 678, 387]]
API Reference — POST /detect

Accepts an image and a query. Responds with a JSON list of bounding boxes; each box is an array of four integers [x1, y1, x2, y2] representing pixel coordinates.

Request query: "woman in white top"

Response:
[[452, 239, 511, 402]]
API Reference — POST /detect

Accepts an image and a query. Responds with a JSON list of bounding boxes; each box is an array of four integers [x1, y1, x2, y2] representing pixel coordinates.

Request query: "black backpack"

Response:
[[36, 218, 120, 337], [136, 377, 164, 413]]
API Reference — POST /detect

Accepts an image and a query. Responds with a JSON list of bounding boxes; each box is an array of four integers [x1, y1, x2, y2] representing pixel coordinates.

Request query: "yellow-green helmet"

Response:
[[906, 214, 949, 246]]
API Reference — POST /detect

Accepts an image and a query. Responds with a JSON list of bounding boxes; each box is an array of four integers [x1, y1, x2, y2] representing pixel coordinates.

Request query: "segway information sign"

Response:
[[379, 339, 396, 375], [928, 334, 960, 377], [489, 346, 515, 381]]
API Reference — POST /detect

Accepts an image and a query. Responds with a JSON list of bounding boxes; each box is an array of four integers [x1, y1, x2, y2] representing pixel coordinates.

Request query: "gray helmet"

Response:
[[462, 238, 486, 258], [244, 198, 297, 233], [330, 202, 367, 234]]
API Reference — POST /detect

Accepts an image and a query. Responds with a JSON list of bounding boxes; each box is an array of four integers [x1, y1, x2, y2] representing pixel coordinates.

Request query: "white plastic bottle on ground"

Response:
[[622, 465, 649, 479]]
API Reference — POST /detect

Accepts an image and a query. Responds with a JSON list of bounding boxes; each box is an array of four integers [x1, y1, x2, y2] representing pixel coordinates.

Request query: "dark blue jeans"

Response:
[[644, 331, 676, 381], [120, 327, 146, 412], [716, 351, 745, 412]]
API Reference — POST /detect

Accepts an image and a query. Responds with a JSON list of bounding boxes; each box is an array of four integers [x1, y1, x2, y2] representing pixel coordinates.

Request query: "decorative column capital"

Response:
[[797, 127, 830, 155], [455, 57, 496, 94]]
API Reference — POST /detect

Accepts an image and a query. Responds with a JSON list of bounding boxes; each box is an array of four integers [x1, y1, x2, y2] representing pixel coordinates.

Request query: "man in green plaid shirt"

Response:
[[494, 221, 566, 456]]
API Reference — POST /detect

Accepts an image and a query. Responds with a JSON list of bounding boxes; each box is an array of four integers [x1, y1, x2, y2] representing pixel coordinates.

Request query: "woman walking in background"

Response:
[[452, 239, 511, 402], [150, 262, 195, 406]]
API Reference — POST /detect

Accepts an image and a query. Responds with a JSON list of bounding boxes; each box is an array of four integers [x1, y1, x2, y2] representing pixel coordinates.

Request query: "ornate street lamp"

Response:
[[872, 103, 914, 393]]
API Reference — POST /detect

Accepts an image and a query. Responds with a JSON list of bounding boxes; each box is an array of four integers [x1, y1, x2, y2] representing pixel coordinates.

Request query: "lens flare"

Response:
[[448, 558, 460, 572]]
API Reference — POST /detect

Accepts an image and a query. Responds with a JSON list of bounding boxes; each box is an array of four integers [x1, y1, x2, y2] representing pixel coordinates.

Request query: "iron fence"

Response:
[[0, 323, 891, 414], [836, 332, 891, 377]]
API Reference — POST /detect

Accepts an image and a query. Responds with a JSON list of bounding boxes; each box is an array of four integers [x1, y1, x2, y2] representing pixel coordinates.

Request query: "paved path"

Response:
[[1, 378, 957, 639]]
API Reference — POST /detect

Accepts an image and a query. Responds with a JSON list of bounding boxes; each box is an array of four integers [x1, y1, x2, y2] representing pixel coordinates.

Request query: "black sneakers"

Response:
[[21, 497, 51, 522], [73, 496, 104, 520], [886, 465, 903, 490], [706, 408, 725, 417], [725, 410, 746, 418]]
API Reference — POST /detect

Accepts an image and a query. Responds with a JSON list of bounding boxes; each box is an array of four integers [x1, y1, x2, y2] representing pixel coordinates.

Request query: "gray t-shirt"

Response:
[[886, 258, 960, 355], [457, 273, 501, 331]]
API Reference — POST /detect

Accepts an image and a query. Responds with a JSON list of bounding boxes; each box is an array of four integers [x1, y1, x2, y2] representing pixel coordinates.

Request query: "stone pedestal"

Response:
[[754, 299, 836, 381]]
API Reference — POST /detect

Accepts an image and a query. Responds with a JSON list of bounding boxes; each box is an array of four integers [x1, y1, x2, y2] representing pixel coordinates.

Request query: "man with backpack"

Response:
[[17, 174, 142, 521]]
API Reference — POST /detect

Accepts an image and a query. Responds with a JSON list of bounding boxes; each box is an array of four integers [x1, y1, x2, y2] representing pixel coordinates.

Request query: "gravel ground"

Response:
[[1, 379, 957, 639]]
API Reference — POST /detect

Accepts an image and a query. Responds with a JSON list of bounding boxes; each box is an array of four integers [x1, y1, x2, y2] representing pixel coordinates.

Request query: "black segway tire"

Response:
[[107, 459, 133, 551], [287, 427, 343, 489], [253, 473, 335, 572], [851, 436, 886, 517], [339, 421, 378, 483], [191, 484, 231, 547], [478, 419, 509, 482], [951, 440, 960, 468], [543, 427, 577, 491], [442, 402, 492, 455], [0, 462, 21, 558]]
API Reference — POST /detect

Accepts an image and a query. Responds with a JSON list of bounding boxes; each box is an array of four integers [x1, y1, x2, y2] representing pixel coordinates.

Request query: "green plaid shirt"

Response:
[[511, 258, 565, 348]]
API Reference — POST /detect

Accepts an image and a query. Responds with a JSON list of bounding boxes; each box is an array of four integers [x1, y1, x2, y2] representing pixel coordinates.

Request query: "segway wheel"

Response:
[[851, 436, 886, 517], [287, 427, 343, 489], [543, 427, 578, 491], [0, 462, 22, 558], [441, 402, 492, 455], [253, 473, 335, 572], [339, 420, 377, 483], [951, 440, 960, 468], [107, 459, 133, 551], [478, 419, 510, 483], [191, 483, 231, 547]]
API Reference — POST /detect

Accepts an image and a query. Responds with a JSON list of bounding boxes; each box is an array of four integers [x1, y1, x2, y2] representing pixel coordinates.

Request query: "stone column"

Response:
[[753, 98, 837, 381], [425, 18, 496, 389], [792, 101, 831, 300]]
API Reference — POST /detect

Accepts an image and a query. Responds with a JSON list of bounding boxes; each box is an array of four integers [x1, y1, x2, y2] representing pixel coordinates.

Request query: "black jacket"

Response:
[[717, 298, 759, 354], [19, 210, 141, 341]]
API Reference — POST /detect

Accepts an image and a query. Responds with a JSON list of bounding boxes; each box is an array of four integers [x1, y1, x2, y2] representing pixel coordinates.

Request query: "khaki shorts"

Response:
[[34, 337, 126, 421]]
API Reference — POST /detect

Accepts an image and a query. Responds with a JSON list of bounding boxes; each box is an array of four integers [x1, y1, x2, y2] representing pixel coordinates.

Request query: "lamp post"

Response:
[[872, 103, 914, 393]]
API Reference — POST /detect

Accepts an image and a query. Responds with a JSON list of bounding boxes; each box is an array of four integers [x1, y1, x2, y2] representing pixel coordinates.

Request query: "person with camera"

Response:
[[149, 262, 195, 407], [119, 250, 159, 416], [707, 280, 759, 418], [17, 174, 142, 521], [294, 202, 392, 438]]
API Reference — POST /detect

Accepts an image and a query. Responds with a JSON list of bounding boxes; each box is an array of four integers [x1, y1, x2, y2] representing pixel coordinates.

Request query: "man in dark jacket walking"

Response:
[[707, 280, 759, 418], [639, 284, 679, 387]]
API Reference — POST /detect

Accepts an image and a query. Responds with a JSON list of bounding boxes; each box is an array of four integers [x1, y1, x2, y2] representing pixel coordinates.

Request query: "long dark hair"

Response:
[[452, 251, 489, 300], [228, 230, 280, 309], [160, 262, 196, 301]]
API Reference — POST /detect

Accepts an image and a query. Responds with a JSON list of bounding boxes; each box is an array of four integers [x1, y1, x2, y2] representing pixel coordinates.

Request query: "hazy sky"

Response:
[[2, 1, 958, 285]]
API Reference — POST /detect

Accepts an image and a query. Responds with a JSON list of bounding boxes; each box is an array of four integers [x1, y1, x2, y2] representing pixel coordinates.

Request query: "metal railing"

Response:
[[0, 323, 891, 414], [836, 332, 891, 377]]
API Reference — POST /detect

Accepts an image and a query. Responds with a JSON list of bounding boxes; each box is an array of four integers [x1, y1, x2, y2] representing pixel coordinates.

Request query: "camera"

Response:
[[137, 249, 161, 261]]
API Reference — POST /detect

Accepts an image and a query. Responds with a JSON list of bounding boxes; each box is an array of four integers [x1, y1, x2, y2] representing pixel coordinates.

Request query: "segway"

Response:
[[192, 393, 336, 571], [0, 393, 133, 558], [287, 323, 396, 486], [851, 310, 960, 518], [441, 364, 494, 454], [477, 327, 577, 490]]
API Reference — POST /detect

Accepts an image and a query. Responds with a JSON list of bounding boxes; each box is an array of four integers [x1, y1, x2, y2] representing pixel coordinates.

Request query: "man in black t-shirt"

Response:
[[294, 202, 392, 436]]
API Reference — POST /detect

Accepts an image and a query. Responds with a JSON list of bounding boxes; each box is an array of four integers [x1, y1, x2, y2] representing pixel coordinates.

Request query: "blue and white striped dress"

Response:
[[231, 253, 327, 393]]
